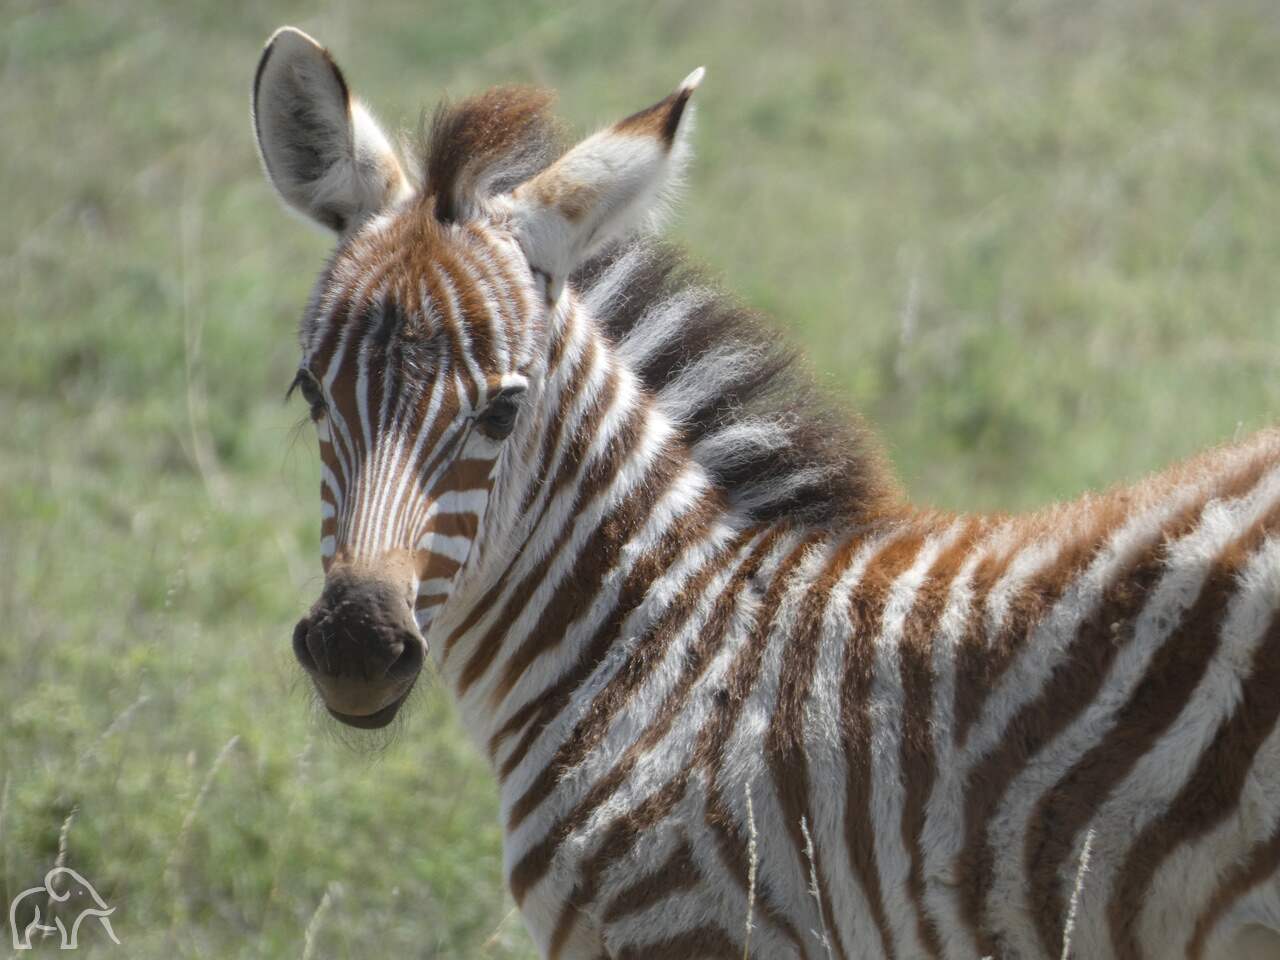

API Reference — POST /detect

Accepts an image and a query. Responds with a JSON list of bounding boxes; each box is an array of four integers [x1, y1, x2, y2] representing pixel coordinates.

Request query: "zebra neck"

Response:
[[434, 300, 755, 756]]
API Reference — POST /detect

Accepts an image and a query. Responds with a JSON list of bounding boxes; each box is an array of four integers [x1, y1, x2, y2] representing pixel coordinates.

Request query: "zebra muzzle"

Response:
[[292, 567, 427, 728]]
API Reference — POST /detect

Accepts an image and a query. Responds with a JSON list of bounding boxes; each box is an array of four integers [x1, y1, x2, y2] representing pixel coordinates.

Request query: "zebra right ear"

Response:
[[252, 27, 411, 233]]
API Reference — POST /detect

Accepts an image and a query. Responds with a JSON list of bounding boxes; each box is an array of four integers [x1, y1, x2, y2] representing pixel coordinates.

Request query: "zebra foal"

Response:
[[251, 26, 1280, 960]]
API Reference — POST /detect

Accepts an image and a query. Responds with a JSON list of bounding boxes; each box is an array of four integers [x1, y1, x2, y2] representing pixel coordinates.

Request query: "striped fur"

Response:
[[254, 29, 1280, 960]]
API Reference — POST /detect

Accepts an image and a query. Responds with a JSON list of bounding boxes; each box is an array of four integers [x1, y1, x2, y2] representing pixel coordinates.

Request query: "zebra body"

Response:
[[438, 277, 1280, 960], [251, 27, 1280, 959]]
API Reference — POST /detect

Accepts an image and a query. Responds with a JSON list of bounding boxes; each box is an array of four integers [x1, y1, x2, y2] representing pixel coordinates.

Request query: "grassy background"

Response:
[[2, 0, 1279, 956]]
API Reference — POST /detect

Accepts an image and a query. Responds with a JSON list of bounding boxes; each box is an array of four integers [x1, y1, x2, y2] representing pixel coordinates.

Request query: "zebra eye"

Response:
[[289, 369, 327, 421], [477, 389, 523, 440]]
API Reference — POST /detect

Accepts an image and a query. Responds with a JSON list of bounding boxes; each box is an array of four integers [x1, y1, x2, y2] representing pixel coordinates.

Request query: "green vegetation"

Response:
[[2, 0, 1277, 955]]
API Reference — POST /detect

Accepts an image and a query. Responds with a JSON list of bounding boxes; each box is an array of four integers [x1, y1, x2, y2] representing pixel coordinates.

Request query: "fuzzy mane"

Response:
[[572, 242, 899, 525], [421, 87, 565, 222], [419, 88, 899, 526]]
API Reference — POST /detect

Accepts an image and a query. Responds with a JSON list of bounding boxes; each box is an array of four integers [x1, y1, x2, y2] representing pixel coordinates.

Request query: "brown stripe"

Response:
[[317, 271, 403, 542], [312, 254, 398, 383], [309, 280, 363, 383], [491, 410, 664, 707], [601, 834, 700, 924], [959, 486, 1217, 957], [495, 492, 723, 785], [542, 301, 575, 394], [1187, 815, 1280, 958], [842, 529, 928, 960], [469, 222, 539, 356], [765, 532, 862, 960], [547, 896, 581, 960], [1109, 507, 1280, 960], [457, 240, 512, 364], [382, 389, 465, 543], [421, 260, 477, 403], [455, 369, 624, 694], [417, 552, 463, 585], [499, 450, 689, 824], [1023, 456, 1274, 957], [509, 528, 813, 956], [507, 528, 783, 904], [513, 336, 602, 520], [426, 457, 494, 496], [950, 530, 1023, 747], [899, 519, 986, 958], [575, 776, 691, 916], [703, 774, 812, 960], [689, 532, 830, 960], [442, 332, 606, 660], [320, 511, 337, 541], [326, 357, 365, 470], [422, 510, 480, 542], [400, 410, 469, 532], [490, 492, 722, 769], [445, 321, 593, 647], [436, 246, 497, 373], [953, 501, 1127, 749], [615, 924, 741, 960]]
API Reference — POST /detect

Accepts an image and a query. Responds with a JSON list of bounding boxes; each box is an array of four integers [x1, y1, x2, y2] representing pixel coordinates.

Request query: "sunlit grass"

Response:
[[2, 0, 1278, 955]]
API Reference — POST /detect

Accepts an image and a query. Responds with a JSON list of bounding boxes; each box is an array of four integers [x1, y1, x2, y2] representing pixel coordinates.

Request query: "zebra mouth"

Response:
[[326, 687, 411, 729]]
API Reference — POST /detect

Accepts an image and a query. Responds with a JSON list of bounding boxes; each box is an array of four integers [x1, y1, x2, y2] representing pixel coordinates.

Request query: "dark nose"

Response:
[[292, 568, 426, 726]]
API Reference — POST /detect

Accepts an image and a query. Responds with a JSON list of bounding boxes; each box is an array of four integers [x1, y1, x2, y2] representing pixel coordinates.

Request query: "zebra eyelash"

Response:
[[286, 369, 328, 421]]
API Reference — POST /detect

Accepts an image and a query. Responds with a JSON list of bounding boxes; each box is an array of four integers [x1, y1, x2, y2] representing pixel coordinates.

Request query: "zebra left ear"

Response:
[[507, 68, 704, 303], [252, 27, 411, 233]]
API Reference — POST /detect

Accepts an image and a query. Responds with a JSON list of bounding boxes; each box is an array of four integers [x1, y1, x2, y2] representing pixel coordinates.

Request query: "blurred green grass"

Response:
[[2, 0, 1278, 956]]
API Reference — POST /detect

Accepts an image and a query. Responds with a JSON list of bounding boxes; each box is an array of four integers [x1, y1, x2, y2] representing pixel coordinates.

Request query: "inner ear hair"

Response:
[[506, 67, 705, 301]]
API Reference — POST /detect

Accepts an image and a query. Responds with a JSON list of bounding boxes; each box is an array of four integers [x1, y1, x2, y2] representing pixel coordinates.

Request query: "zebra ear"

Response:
[[507, 68, 704, 303], [252, 27, 410, 233]]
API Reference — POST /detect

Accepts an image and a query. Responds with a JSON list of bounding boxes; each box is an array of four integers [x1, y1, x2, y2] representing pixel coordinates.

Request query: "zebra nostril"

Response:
[[292, 617, 318, 672], [386, 633, 425, 682]]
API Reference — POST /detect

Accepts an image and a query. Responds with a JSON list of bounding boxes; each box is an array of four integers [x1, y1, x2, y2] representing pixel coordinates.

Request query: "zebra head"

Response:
[[253, 27, 701, 728]]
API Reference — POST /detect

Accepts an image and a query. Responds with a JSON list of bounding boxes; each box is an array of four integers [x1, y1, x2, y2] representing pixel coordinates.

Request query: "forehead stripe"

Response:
[[357, 296, 413, 556], [437, 244, 499, 373], [402, 401, 474, 538], [432, 263, 488, 404], [454, 241, 510, 370], [406, 416, 475, 534], [318, 282, 388, 498], [365, 345, 438, 558], [467, 223, 533, 362], [381, 371, 457, 543], [421, 268, 482, 404], [347, 287, 396, 556]]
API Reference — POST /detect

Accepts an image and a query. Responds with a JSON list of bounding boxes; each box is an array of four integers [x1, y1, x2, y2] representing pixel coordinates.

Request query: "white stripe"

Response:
[[719, 534, 839, 956], [806, 529, 907, 960], [869, 525, 961, 959], [416, 533, 474, 564]]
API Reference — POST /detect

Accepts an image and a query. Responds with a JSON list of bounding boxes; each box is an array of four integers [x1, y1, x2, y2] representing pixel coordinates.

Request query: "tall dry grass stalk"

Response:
[[0, 772, 10, 909], [178, 162, 228, 508], [301, 881, 341, 960], [164, 734, 241, 938], [800, 816, 834, 960], [1060, 828, 1096, 960], [742, 783, 758, 960], [264, 736, 315, 921], [51, 805, 78, 885], [37, 805, 80, 944], [75, 693, 151, 772], [481, 907, 523, 954]]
